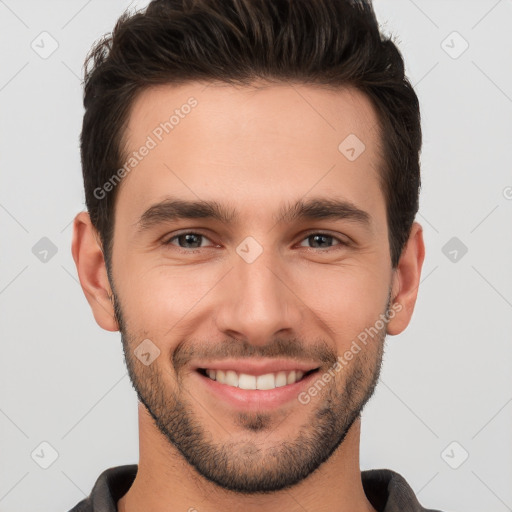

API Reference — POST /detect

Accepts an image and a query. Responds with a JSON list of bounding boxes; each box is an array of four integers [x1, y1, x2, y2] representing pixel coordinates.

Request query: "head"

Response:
[[73, 0, 425, 494]]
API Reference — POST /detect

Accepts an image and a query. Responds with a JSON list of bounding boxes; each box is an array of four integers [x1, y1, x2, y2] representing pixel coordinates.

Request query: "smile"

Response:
[[198, 368, 318, 390]]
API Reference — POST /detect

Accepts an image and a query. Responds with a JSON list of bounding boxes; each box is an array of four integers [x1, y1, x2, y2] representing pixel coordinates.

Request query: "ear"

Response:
[[387, 221, 425, 335], [71, 211, 118, 332]]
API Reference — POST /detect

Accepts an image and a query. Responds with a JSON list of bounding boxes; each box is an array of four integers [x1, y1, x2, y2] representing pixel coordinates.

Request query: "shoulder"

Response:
[[66, 465, 138, 512], [361, 468, 446, 512]]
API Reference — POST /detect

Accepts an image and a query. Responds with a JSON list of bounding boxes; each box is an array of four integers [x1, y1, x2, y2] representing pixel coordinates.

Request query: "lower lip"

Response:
[[193, 370, 320, 411]]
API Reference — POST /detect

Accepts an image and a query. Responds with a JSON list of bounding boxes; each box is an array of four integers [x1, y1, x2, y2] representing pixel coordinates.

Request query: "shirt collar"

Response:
[[69, 465, 437, 512]]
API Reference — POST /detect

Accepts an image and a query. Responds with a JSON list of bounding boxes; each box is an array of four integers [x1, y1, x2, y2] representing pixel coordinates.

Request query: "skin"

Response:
[[72, 81, 425, 512]]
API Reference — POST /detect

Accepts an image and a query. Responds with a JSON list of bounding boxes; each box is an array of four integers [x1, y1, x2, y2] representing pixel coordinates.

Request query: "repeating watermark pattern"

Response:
[[93, 97, 198, 200], [30, 31, 59, 59], [134, 339, 161, 366], [338, 133, 366, 161], [441, 236, 468, 263], [0, 2, 509, 511], [441, 31, 469, 59], [235, 236, 264, 263], [31, 441, 59, 469], [298, 302, 403, 405], [441, 441, 469, 469], [31, 236, 58, 263]]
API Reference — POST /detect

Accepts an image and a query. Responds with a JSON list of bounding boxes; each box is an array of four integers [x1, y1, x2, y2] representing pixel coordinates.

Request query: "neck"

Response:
[[117, 403, 376, 512]]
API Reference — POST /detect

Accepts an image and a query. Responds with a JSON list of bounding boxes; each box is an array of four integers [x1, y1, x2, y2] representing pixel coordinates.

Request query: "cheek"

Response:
[[287, 261, 389, 343], [117, 264, 224, 333], [115, 246, 390, 349]]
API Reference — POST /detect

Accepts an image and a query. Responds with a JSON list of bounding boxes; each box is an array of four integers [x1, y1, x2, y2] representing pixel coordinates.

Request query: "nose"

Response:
[[214, 245, 304, 346]]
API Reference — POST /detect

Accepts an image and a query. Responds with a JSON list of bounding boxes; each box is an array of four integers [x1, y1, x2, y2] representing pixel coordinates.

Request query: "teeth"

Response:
[[204, 369, 307, 389], [256, 373, 275, 390], [238, 374, 257, 390], [275, 371, 287, 387], [224, 370, 238, 387]]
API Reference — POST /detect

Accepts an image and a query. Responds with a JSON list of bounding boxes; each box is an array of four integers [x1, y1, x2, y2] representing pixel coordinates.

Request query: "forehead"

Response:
[[116, 80, 385, 227], [123, 80, 381, 154]]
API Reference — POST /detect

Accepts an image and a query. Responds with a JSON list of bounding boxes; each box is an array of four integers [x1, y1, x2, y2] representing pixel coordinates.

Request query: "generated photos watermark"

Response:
[[297, 301, 403, 405], [93, 96, 198, 200]]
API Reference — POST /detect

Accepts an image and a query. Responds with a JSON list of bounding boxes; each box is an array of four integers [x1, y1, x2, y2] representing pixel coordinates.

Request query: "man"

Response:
[[69, 0, 443, 510]]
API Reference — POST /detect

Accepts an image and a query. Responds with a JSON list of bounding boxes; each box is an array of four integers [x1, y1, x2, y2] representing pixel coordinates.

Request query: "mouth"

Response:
[[196, 367, 319, 390], [193, 364, 322, 411]]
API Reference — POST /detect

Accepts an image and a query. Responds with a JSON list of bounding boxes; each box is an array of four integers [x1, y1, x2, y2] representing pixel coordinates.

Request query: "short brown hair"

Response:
[[80, 0, 421, 270]]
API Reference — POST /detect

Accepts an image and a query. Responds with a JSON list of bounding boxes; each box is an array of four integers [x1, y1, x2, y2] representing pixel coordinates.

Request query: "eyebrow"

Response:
[[135, 196, 372, 233]]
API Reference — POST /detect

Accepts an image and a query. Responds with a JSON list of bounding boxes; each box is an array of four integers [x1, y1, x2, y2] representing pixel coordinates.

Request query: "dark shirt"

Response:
[[68, 465, 444, 512]]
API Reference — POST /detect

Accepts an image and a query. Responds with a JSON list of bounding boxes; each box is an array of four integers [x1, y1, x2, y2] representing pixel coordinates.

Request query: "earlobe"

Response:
[[386, 221, 425, 336], [71, 211, 119, 332]]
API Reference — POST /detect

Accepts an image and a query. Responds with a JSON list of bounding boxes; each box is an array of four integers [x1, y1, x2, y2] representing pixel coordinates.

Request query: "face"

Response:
[[108, 81, 396, 493]]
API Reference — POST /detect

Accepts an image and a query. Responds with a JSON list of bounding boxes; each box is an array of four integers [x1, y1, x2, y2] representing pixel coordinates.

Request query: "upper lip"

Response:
[[194, 358, 321, 376]]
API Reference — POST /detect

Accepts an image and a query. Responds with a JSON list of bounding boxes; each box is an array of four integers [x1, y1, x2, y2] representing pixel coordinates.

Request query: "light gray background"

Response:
[[1, 1, 511, 511]]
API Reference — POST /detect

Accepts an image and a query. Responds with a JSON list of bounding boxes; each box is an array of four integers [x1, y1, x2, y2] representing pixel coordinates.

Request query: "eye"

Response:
[[162, 231, 349, 253], [163, 232, 215, 250], [298, 232, 347, 250]]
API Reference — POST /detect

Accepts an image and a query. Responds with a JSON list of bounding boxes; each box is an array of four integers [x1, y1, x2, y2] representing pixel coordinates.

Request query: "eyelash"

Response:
[[162, 231, 349, 253]]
